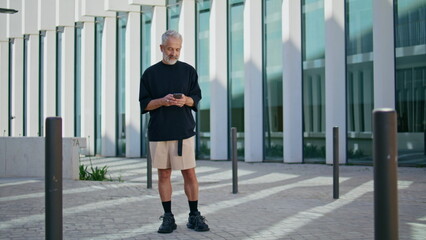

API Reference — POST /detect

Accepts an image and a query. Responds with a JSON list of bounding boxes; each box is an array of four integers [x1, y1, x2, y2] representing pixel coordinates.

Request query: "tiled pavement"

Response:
[[1, 157, 425, 240]]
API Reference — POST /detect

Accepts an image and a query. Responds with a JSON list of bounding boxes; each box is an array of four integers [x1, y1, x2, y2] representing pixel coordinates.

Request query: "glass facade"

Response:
[[167, 0, 181, 31], [263, 0, 283, 161], [196, 0, 211, 159], [38, 31, 45, 136], [302, 0, 326, 163], [94, 17, 104, 155], [117, 12, 128, 156], [140, 6, 153, 158], [228, 0, 245, 159], [395, 0, 426, 166], [56, 27, 63, 117], [74, 23, 83, 137], [8, 39, 13, 136], [23, 35, 28, 136], [345, 0, 374, 164]]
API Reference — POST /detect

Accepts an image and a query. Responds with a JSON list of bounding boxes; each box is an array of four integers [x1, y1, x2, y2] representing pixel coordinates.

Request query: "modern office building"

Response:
[[1, 0, 425, 166]]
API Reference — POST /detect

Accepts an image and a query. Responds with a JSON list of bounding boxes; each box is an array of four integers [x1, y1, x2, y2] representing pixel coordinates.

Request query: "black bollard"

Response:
[[231, 127, 238, 194], [333, 126, 339, 199], [373, 109, 398, 240], [45, 117, 63, 240]]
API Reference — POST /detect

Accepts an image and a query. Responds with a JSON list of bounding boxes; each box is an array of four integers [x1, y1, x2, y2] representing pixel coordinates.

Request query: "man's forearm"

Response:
[[145, 98, 166, 111]]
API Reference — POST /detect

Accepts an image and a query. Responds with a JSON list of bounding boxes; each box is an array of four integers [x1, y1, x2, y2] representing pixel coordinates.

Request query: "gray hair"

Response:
[[161, 30, 182, 45]]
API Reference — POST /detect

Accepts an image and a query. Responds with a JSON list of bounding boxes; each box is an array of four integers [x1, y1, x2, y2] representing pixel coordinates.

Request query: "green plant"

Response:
[[79, 158, 111, 181]]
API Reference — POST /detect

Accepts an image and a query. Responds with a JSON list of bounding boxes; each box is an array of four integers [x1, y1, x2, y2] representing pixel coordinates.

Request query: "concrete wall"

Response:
[[0, 137, 86, 179]]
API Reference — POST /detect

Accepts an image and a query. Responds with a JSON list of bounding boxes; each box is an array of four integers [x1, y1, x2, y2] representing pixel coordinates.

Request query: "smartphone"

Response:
[[173, 93, 183, 99]]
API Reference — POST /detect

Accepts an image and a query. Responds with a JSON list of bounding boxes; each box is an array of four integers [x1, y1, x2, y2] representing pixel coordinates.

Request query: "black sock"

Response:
[[188, 200, 198, 215], [162, 201, 172, 214]]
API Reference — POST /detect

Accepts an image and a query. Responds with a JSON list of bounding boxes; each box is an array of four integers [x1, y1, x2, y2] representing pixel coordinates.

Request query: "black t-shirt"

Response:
[[139, 61, 202, 141]]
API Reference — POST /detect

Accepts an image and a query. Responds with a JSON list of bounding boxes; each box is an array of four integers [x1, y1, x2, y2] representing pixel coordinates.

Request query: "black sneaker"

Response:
[[158, 213, 177, 233], [187, 211, 209, 232]]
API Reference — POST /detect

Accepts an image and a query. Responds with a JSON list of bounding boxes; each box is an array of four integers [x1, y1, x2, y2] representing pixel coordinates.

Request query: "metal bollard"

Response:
[[147, 141, 152, 189], [373, 109, 398, 240], [45, 117, 63, 240], [231, 127, 238, 194], [333, 126, 339, 199]]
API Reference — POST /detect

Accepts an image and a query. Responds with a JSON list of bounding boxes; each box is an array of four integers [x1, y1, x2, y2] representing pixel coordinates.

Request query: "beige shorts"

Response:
[[149, 136, 196, 170]]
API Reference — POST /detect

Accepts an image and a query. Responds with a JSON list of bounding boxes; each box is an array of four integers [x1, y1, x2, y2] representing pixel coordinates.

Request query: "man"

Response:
[[139, 30, 209, 234]]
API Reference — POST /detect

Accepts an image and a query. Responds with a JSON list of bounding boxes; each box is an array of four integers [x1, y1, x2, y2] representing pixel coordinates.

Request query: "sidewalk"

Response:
[[1, 158, 425, 240]]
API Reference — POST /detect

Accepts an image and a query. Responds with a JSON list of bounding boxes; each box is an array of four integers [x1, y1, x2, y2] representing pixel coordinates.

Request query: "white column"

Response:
[[81, 21, 96, 155], [7, 0, 24, 136], [151, 5, 167, 64], [0, 41, 8, 136], [243, 0, 262, 162], [39, 0, 57, 134], [325, 0, 346, 164], [126, 11, 141, 157], [23, 0, 40, 136], [373, 0, 395, 109], [43, 30, 57, 121], [101, 16, 117, 156], [57, 0, 76, 137], [26, 35, 40, 136], [0, 0, 8, 136], [10, 38, 24, 136], [179, 0, 195, 67], [283, 0, 303, 163], [60, 27, 75, 137], [209, 0, 228, 160]]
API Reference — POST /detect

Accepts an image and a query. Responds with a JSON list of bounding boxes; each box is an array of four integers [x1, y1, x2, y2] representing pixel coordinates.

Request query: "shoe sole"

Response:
[[158, 224, 177, 234]]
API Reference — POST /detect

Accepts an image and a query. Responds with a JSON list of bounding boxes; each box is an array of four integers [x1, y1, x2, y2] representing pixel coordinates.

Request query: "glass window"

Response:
[[395, 0, 426, 166], [23, 35, 28, 136], [196, 0, 211, 159], [263, 0, 283, 161], [302, 0, 326, 163], [56, 27, 64, 117], [117, 12, 128, 156], [346, 0, 374, 164], [167, 0, 181, 31], [75, 22, 83, 137], [140, 6, 153, 158], [39, 31, 45, 136], [228, 0, 245, 159], [8, 39, 13, 136], [95, 17, 104, 155]]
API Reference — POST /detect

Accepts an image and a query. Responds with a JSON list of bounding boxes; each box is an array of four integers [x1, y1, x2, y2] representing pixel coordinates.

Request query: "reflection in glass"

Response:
[[196, 0, 211, 159], [263, 0, 283, 161], [39, 31, 45, 136], [141, 7, 153, 157], [395, 0, 426, 166], [302, 0, 326, 163], [56, 27, 63, 117], [117, 12, 128, 156], [167, 0, 181, 31], [75, 23, 83, 137], [346, 0, 374, 165], [95, 17, 104, 155], [228, 0, 245, 159]]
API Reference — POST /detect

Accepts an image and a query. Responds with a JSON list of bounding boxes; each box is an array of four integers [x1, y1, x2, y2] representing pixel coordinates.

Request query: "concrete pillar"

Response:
[[325, 0, 346, 164], [80, 21, 96, 155], [57, 0, 76, 137], [126, 11, 142, 157], [101, 16, 117, 156], [179, 0, 195, 67], [283, 0, 303, 163], [373, 0, 395, 109], [22, 0, 40, 136], [39, 0, 57, 135], [209, 0, 228, 160], [7, 0, 24, 136], [244, 0, 263, 162], [0, 41, 8, 136], [151, 5, 167, 64]]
